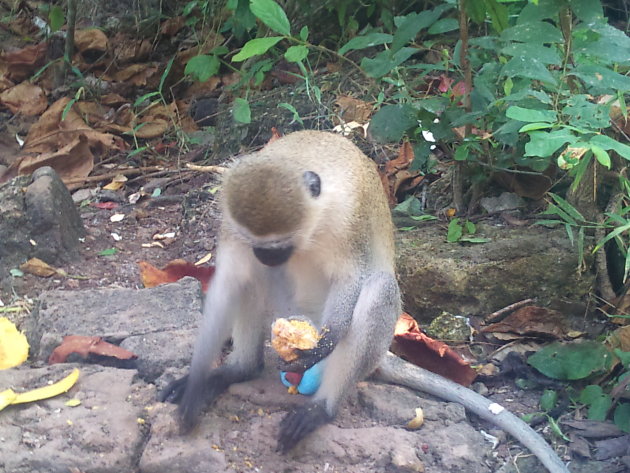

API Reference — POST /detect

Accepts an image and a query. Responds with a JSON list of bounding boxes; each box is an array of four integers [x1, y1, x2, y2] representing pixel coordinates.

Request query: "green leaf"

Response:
[[361, 47, 418, 78], [506, 106, 557, 123], [501, 56, 558, 85], [547, 415, 570, 441], [574, 24, 630, 64], [466, 0, 486, 23], [501, 43, 561, 66], [299, 25, 308, 41], [591, 145, 611, 169], [278, 102, 303, 125], [501, 22, 563, 43], [540, 389, 558, 411], [233, 97, 251, 124], [427, 18, 459, 35], [569, 0, 604, 22], [454, 146, 469, 161], [549, 192, 586, 223], [614, 403, 630, 433], [519, 123, 554, 132], [589, 135, 630, 160], [9, 268, 24, 277], [593, 222, 630, 253], [49, 5, 65, 32], [185, 55, 220, 82], [368, 104, 417, 143], [528, 341, 614, 380], [98, 248, 118, 256], [615, 349, 630, 368], [525, 130, 576, 158], [250, 0, 290, 35], [573, 65, 630, 93], [391, 5, 450, 52], [588, 395, 612, 421], [447, 218, 463, 243], [464, 220, 476, 234], [338, 32, 393, 55], [232, 36, 283, 61], [410, 215, 439, 222], [284, 45, 309, 63], [579, 385, 603, 404], [483, 0, 508, 33]]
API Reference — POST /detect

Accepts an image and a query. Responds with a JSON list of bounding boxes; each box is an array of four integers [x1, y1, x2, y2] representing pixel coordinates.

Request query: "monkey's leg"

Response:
[[161, 272, 267, 432], [278, 272, 400, 452]]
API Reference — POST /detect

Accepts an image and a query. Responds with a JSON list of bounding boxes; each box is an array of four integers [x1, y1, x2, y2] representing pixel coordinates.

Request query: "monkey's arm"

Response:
[[375, 353, 570, 473]]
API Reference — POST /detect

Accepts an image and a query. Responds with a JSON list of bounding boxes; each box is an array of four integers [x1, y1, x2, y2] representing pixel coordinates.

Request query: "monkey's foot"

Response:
[[277, 401, 332, 453]]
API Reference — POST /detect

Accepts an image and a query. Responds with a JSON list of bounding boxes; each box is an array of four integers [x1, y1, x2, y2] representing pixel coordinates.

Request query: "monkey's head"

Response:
[[223, 156, 322, 267]]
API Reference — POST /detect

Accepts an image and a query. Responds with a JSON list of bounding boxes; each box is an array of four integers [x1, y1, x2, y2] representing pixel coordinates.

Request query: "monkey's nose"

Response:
[[253, 246, 294, 266]]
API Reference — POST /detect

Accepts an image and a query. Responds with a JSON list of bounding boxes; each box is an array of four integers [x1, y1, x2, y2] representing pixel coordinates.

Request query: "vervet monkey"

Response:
[[160, 131, 568, 473]]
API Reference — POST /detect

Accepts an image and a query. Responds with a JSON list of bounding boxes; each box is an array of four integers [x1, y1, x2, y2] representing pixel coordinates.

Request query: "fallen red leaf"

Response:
[[49, 335, 137, 364], [138, 259, 215, 292], [391, 313, 477, 386], [91, 202, 119, 210]]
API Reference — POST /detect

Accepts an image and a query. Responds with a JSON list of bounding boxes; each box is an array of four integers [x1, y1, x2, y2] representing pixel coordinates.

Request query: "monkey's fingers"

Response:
[[158, 375, 188, 403], [277, 402, 332, 453]]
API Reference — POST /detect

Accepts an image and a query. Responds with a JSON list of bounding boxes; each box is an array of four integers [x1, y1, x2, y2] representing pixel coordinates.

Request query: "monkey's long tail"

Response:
[[375, 353, 570, 473]]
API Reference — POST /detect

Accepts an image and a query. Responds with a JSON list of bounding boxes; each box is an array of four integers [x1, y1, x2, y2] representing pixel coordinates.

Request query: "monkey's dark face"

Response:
[[253, 245, 294, 266]]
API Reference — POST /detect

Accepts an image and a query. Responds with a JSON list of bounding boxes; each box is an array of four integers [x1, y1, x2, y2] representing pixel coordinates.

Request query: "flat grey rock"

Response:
[[29, 277, 202, 380], [0, 364, 153, 473]]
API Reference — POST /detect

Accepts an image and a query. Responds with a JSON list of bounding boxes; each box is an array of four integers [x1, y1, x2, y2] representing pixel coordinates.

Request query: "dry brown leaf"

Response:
[[606, 325, 630, 352], [335, 96, 372, 123], [100, 93, 128, 107], [74, 29, 108, 54], [138, 259, 215, 292], [110, 64, 158, 86], [49, 335, 137, 364], [184, 76, 222, 98], [135, 118, 169, 138], [0, 82, 47, 116], [23, 97, 122, 156], [14, 134, 94, 186], [482, 305, 569, 339], [379, 141, 422, 205], [1, 42, 47, 81], [160, 16, 185, 37], [110, 34, 152, 64], [0, 73, 14, 93], [19, 258, 59, 277]]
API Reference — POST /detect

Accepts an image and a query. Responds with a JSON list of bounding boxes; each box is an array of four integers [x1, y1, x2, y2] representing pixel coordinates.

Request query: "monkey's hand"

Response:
[[276, 328, 336, 372], [277, 401, 332, 453], [158, 366, 241, 434]]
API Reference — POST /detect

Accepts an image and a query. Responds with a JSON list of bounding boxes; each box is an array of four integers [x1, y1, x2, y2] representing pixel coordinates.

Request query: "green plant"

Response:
[[528, 340, 630, 433], [446, 217, 489, 243], [346, 0, 629, 206]]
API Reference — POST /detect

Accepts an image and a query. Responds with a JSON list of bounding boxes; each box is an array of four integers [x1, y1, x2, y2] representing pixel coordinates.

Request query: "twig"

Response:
[[63, 166, 166, 185], [185, 163, 227, 174], [484, 298, 535, 323]]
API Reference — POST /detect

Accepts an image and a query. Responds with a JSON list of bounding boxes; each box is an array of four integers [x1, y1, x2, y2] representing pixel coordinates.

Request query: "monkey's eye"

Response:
[[303, 171, 321, 198]]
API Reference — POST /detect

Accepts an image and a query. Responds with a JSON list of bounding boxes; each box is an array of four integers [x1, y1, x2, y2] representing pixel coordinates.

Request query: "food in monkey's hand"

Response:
[[271, 318, 320, 362]]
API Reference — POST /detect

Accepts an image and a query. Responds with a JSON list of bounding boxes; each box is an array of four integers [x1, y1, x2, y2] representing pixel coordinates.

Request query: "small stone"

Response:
[[391, 445, 425, 472]]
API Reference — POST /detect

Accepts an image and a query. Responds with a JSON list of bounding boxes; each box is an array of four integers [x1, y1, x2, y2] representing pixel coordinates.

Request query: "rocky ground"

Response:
[[2, 278, 506, 473]]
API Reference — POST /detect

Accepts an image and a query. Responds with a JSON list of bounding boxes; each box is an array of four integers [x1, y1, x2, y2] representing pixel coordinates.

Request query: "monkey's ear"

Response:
[[303, 171, 321, 198]]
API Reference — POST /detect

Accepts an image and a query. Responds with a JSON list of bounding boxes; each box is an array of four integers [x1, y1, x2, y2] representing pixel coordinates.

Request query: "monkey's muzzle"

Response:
[[253, 246, 294, 266]]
